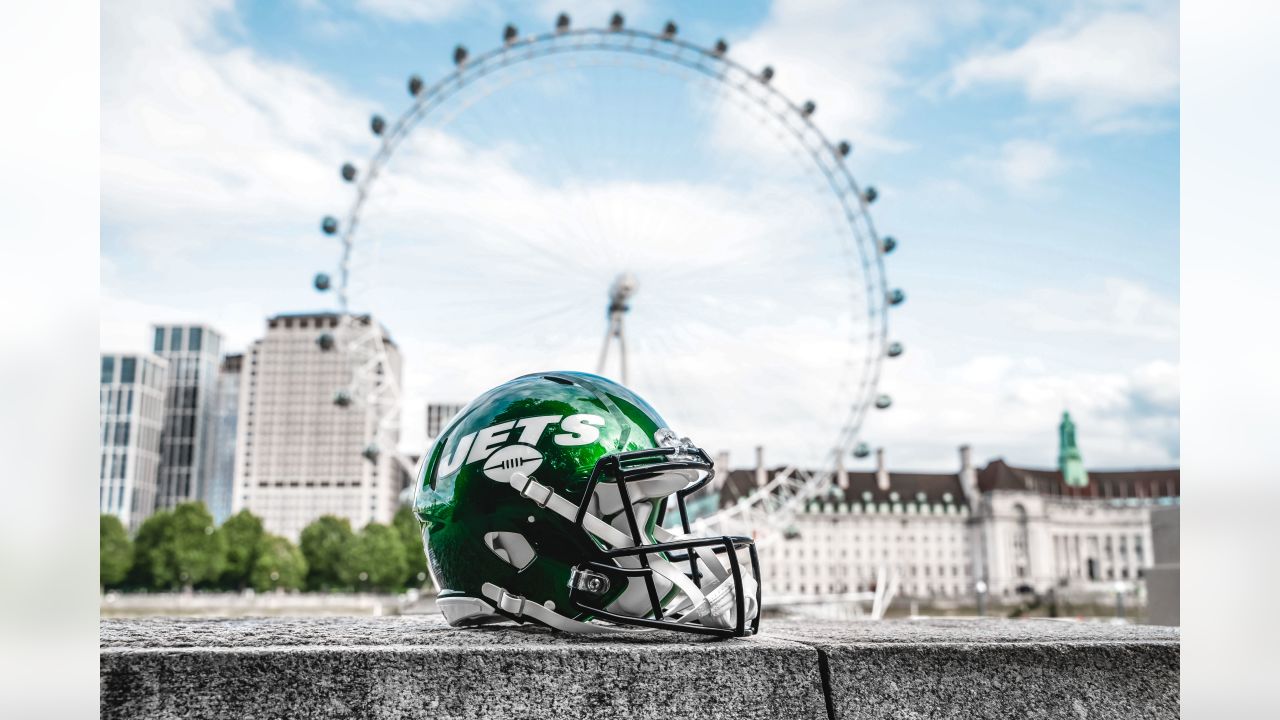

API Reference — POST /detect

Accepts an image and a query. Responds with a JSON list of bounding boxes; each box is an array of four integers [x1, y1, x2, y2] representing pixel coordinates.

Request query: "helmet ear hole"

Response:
[[484, 531, 537, 571]]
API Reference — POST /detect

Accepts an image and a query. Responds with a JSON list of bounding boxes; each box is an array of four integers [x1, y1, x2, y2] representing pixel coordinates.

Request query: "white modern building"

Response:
[[100, 353, 168, 529], [152, 324, 223, 510], [232, 313, 403, 540], [205, 353, 243, 525]]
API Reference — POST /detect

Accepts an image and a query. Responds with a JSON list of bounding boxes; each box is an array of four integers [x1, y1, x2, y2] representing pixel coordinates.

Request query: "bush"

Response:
[[300, 515, 355, 591], [392, 505, 431, 589], [339, 523, 407, 593], [249, 535, 308, 592], [100, 514, 132, 589], [130, 502, 226, 591], [220, 510, 265, 590]]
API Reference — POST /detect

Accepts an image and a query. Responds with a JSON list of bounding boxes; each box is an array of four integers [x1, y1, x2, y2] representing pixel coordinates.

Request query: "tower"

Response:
[[152, 324, 223, 510], [1058, 411, 1089, 488]]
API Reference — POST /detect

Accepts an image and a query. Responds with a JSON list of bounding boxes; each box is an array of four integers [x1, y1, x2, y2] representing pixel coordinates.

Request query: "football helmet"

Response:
[[414, 371, 760, 637]]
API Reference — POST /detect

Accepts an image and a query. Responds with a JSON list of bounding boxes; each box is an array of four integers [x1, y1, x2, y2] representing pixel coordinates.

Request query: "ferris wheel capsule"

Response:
[[801, 100, 816, 117], [321, 216, 338, 235], [837, 140, 851, 158], [852, 442, 871, 459], [882, 236, 897, 254], [609, 13, 624, 31], [453, 45, 468, 66], [760, 66, 774, 83], [317, 333, 335, 351], [887, 341, 904, 358], [712, 39, 729, 57], [313, 273, 331, 291], [408, 74, 423, 96], [503, 24, 518, 45], [862, 186, 878, 204], [555, 13, 570, 33], [875, 395, 893, 410], [340, 163, 357, 182], [362, 444, 380, 462], [333, 389, 352, 408], [370, 115, 386, 136], [887, 288, 905, 306], [661, 21, 677, 39]]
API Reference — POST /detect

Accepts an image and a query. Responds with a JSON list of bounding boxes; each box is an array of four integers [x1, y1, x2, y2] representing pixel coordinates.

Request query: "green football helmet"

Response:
[[414, 371, 760, 637]]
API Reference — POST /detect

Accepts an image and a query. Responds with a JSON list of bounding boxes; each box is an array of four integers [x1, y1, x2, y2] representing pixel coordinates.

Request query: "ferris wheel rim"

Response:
[[318, 19, 902, 532]]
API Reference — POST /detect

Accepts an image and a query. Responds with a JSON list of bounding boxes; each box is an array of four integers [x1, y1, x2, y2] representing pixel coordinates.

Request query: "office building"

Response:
[[152, 324, 223, 510], [100, 353, 168, 529], [233, 313, 403, 540], [426, 402, 465, 441], [205, 353, 243, 524]]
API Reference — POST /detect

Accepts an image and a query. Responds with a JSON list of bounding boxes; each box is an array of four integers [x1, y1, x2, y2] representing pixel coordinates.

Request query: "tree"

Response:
[[249, 535, 308, 592], [392, 505, 431, 589], [131, 503, 227, 591], [100, 514, 133, 590], [339, 523, 408, 593], [300, 515, 355, 591], [220, 510, 265, 590]]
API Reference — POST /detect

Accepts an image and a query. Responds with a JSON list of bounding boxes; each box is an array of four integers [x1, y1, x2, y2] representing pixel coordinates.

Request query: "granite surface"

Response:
[[101, 616, 1179, 720]]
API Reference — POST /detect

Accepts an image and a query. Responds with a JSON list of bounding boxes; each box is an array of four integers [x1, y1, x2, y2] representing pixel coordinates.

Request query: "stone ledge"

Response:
[[101, 616, 1178, 720]]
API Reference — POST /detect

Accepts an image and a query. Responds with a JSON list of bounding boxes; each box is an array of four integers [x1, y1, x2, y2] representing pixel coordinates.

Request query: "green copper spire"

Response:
[[1058, 411, 1089, 488]]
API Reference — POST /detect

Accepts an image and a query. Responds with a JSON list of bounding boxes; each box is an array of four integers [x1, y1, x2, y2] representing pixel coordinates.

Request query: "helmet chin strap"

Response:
[[479, 582, 624, 634], [495, 471, 755, 632]]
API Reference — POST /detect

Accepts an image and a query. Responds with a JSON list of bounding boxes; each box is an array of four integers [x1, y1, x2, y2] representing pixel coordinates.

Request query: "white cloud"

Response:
[[950, 4, 1178, 127], [102, 0, 369, 260], [1010, 277, 1179, 343], [993, 139, 1068, 189], [863, 276, 1179, 471], [869, 352, 1179, 472], [354, 0, 475, 24], [724, 0, 982, 151]]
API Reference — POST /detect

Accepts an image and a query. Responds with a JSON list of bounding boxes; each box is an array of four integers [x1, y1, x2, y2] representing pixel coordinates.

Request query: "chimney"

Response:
[[755, 445, 767, 488], [836, 449, 849, 489], [959, 444, 978, 503], [875, 447, 890, 491], [714, 450, 730, 490]]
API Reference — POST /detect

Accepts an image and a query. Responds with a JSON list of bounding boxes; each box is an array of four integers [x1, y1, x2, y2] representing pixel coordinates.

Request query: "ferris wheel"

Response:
[[311, 12, 907, 538]]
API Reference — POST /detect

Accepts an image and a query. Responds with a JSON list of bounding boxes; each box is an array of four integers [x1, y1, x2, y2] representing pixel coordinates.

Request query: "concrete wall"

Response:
[[1146, 506, 1180, 626], [101, 616, 1179, 719]]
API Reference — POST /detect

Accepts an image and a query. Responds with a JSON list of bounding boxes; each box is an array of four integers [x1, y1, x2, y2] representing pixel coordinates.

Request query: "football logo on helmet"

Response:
[[482, 444, 543, 484]]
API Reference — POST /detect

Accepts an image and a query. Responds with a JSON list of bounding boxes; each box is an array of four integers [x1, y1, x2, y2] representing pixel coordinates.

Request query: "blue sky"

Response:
[[102, 0, 1179, 471]]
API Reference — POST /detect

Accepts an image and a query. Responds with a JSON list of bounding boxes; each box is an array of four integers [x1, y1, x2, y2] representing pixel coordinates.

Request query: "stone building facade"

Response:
[[718, 445, 1179, 605]]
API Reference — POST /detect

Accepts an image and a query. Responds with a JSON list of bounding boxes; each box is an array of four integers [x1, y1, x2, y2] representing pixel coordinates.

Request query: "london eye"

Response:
[[311, 12, 906, 538]]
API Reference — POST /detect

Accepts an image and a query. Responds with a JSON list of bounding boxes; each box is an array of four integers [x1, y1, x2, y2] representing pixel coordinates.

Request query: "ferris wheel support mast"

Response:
[[596, 273, 637, 384]]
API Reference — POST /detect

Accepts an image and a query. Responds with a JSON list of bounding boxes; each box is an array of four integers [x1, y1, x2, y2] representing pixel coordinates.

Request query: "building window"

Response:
[[120, 357, 136, 384], [153, 327, 165, 352], [101, 356, 114, 384], [189, 327, 203, 352], [170, 327, 183, 351]]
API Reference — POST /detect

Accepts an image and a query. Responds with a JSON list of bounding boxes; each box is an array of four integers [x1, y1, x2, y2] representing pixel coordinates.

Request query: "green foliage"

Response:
[[339, 522, 408, 593], [220, 510, 265, 590], [392, 504, 431, 589], [249, 535, 308, 592], [100, 514, 133, 589], [131, 503, 227, 591], [300, 515, 355, 591]]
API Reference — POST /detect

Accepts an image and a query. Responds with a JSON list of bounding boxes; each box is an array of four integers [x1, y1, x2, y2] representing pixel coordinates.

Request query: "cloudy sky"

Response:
[[101, 0, 1178, 472]]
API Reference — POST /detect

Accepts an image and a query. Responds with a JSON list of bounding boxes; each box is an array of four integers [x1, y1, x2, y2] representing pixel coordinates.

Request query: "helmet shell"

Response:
[[414, 371, 670, 619]]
